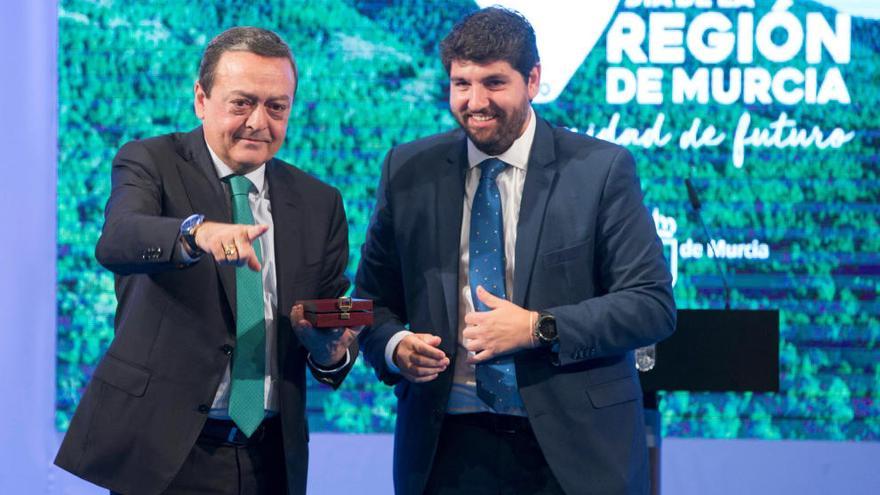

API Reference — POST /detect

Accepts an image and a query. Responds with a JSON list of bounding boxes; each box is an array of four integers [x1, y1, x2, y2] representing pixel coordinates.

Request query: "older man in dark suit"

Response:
[[355, 7, 675, 495], [55, 27, 358, 495]]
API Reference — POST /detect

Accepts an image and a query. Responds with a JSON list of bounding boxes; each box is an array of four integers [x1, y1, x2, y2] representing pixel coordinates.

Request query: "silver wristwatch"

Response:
[[533, 311, 558, 346]]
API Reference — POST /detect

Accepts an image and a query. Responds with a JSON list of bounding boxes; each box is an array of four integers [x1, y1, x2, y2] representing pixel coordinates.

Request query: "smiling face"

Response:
[[448, 59, 540, 156], [194, 50, 296, 174]]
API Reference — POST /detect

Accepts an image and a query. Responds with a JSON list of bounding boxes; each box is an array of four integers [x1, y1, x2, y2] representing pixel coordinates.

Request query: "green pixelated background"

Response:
[[57, 0, 879, 439]]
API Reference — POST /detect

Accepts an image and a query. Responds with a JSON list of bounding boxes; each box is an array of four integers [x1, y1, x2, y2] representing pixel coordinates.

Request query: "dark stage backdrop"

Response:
[[56, 0, 879, 440]]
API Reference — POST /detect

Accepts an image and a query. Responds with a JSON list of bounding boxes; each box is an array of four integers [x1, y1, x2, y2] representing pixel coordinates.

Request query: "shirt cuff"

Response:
[[385, 330, 414, 374], [308, 349, 351, 373]]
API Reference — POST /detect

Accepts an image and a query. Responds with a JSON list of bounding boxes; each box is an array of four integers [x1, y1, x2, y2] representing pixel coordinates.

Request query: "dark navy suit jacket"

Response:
[[356, 117, 676, 495], [55, 127, 356, 495]]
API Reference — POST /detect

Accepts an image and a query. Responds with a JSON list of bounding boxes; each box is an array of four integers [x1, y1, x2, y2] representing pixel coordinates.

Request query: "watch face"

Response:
[[181, 214, 205, 253], [539, 315, 557, 340], [182, 214, 204, 234]]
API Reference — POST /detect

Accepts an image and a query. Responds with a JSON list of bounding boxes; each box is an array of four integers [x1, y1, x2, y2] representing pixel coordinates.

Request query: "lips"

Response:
[[235, 135, 271, 144], [466, 113, 499, 129]]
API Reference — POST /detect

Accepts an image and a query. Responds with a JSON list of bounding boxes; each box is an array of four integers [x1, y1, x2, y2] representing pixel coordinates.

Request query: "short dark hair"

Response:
[[440, 7, 539, 82], [198, 26, 298, 97]]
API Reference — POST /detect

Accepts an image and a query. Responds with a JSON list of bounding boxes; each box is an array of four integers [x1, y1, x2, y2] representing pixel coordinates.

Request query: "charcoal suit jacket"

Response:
[[56, 127, 357, 495]]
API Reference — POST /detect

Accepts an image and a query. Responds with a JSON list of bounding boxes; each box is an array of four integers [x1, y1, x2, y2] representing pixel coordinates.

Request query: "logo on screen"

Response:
[[652, 208, 678, 287], [652, 207, 771, 288]]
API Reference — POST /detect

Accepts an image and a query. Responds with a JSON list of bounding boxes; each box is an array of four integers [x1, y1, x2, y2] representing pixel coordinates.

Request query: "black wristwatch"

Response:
[[180, 213, 205, 256], [533, 311, 558, 346]]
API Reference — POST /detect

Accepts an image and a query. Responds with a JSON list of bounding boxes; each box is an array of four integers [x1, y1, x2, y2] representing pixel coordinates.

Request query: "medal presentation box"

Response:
[[297, 297, 374, 328]]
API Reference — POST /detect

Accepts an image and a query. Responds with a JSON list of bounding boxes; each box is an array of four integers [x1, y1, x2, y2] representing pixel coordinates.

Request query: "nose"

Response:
[[245, 105, 268, 131], [467, 85, 489, 112]]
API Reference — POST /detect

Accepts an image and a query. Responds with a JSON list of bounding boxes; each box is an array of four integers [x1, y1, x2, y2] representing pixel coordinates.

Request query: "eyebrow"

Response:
[[227, 90, 291, 102], [451, 72, 510, 81]]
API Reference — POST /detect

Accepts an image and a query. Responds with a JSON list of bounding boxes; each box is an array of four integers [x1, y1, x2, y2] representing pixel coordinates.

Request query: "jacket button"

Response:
[[197, 404, 210, 413], [221, 344, 234, 355]]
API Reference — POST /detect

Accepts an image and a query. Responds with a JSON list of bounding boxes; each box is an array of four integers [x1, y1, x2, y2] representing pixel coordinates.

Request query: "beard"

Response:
[[454, 99, 530, 156]]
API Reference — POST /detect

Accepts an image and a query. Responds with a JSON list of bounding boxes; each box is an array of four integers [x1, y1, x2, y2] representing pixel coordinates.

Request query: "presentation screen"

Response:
[[57, 0, 878, 440]]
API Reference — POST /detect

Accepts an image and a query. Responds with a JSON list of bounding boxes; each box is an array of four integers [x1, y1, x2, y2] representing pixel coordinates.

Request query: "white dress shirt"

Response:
[[385, 107, 537, 416]]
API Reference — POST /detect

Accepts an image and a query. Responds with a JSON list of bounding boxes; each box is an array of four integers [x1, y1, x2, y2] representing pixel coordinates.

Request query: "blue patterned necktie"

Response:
[[470, 158, 525, 413], [226, 175, 266, 437]]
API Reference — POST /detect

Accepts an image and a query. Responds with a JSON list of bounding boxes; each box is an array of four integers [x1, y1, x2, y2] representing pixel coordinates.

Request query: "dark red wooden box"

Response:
[[296, 297, 373, 328]]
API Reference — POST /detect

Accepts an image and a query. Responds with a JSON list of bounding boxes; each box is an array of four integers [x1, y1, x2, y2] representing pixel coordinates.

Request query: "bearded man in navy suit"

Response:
[[355, 7, 675, 495]]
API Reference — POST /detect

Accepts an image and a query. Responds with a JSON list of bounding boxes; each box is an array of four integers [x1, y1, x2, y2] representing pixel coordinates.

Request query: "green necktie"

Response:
[[226, 175, 266, 437]]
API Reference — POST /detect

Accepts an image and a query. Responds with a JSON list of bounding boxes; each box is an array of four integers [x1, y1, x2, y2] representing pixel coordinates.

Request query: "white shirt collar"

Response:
[[204, 139, 267, 193], [466, 106, 536, 171]]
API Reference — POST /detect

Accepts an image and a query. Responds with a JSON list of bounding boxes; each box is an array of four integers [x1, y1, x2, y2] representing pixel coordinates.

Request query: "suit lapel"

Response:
[[435, 139, 467, 347], [176, 127, 236, 317], [513, 118, 557, 306], [266, 160, 302, 359], [265, 159, 301, 310]]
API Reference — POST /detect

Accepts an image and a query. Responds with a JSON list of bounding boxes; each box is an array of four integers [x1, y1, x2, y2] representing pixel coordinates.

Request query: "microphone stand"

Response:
[[685, 178, 732, 310]]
